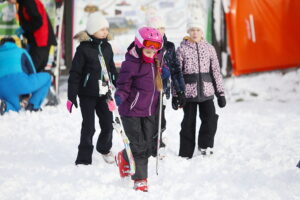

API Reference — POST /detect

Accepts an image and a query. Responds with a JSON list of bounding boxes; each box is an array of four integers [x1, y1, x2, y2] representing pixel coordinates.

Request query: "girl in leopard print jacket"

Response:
[[176, 21, 226, 159]]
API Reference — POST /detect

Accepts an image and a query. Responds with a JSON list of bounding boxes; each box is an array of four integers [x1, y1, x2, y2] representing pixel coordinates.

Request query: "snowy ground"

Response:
[[1, 68, 300, 200]]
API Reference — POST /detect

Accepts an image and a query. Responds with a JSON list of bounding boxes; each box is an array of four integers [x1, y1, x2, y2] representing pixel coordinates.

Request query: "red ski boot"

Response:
[[133, 179, 148, 192], [115, 151, 130, 178]]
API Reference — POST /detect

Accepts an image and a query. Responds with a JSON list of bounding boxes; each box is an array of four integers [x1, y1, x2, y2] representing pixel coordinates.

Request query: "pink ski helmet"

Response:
[[134, 26, 163, 51]]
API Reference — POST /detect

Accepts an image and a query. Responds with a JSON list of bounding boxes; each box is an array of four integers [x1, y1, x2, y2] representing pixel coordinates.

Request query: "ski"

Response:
[[44, 2, 64, 106], [53, 2, 64, 96], [98, 43, 136, 175]]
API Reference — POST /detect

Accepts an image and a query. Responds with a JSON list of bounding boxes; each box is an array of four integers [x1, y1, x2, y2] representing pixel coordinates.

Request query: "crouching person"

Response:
[[0, 37, 51, 114]]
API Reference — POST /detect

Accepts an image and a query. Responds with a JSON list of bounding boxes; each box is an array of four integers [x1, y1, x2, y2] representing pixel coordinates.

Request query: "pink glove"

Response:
[[107, 99, 116, 111], [66, 100, 74, 113]]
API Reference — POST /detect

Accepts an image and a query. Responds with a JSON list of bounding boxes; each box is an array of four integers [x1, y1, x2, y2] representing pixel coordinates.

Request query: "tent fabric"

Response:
[[226, 0, 300, 75]]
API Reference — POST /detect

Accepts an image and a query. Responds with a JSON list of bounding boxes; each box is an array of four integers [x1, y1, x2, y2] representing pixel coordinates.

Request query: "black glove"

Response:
[[172, 97, 179, 110], [177, 91, 186, 108], [68, 85, 78, 108], [217, 96, 226, 108]]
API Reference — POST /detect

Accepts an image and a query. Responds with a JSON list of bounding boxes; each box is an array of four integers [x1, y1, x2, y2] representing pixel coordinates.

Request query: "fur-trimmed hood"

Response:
[[73, 31, 112, 42], [180, 36, 207, 50], [73, 31, 92, 42]]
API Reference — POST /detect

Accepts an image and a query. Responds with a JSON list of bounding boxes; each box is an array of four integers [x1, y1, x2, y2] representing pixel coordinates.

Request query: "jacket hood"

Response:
[[125, 43, 142, 64], [180, 36, 207, 50], [73, 31, 92, 42], [0, 42, 18, 52], [74, 31, 112, 42]]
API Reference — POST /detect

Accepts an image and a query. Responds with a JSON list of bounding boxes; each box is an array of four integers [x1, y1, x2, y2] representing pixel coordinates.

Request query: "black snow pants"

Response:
[[121, 115, 156, 180], [152, 104, 166, 156], [75, 95, 113, 165], [29, 45, 51, 72], [179, 99, 219, 158]]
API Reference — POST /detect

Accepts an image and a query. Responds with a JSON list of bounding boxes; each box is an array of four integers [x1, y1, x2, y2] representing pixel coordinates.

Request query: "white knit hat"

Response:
[[186, 16, 205, 32], [146, 15, 166, 29], [86, 12, 109, 35]]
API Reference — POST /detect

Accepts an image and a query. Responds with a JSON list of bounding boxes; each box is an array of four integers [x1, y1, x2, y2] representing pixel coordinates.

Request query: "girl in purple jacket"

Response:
[[114, 27, 163, 192]]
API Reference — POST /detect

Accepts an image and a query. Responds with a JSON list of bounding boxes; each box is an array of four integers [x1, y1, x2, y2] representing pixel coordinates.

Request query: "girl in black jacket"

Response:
[[67, 12, 118, 165]]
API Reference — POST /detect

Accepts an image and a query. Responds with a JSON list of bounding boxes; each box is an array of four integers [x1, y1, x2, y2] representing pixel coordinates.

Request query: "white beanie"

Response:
[[186, 16, 205, 32], [86, 12, 109, 35], [146, 15, 166, 29]]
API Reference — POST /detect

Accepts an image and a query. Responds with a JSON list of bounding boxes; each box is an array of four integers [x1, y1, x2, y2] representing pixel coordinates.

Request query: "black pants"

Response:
[[179, 100, 219, 158], [75, 95, 113, 164], [29, 45, 51, 72], [121, 115, 156, 180], [152, 104, 166, 156]]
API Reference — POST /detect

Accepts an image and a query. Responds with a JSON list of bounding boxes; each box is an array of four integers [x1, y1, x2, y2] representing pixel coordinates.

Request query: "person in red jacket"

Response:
[[7, 0, 57, 72]]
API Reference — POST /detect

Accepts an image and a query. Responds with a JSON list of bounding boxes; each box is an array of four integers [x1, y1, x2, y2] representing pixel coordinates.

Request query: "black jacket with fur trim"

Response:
[[68, 31, 118, 99]]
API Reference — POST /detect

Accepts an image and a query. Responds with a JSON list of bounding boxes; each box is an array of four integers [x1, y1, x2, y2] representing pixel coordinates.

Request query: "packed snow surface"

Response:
[[1, 68, 300, 200]]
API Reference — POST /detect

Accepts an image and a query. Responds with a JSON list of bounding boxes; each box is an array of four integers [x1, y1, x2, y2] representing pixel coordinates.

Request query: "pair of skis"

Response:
[[53, 2, 64, 97], [98, 44, 136, 175], [44, 2, 65, 100], [44, 2, 64, 105]]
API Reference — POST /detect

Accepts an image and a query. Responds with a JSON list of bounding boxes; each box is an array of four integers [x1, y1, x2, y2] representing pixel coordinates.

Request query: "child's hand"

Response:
[[177, 91, 186, 108], [15, 27, 24, 38], [114, 95, 122, 106], [107, 99, 116, 111], [217, 95, 226, 108], [66, 99, 77, 113], [161, 65, 171, 80], [172, 97, 179, 110]]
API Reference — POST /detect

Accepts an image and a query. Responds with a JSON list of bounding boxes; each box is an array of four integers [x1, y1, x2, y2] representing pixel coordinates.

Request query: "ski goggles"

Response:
[[143, 40, 162, 50]]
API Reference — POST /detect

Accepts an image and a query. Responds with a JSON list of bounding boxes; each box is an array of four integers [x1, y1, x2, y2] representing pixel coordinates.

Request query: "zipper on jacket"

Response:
[[130, 92, 140, 110], [196, 43, 203, 97], [83, 73, 90, 87], [149, 64, 155, 116]]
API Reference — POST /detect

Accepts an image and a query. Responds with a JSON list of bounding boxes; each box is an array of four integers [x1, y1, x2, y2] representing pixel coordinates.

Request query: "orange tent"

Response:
[[225, 0, 300, 75]]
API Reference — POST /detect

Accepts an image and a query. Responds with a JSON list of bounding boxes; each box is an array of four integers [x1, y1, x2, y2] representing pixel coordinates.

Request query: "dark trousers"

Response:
[[29, 45, 51, 72], [121, 115, 156, 180], [179, 100, 219, 158], [152, 104, 166, 156], [75, 95, 113, 164]]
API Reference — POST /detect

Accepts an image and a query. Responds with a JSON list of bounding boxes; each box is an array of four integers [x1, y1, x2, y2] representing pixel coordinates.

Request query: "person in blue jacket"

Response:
[[0, 37, 51, 113]]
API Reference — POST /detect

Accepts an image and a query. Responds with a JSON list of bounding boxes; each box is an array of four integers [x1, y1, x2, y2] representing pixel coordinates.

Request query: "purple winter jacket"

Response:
[[115, 46, 159, 117]]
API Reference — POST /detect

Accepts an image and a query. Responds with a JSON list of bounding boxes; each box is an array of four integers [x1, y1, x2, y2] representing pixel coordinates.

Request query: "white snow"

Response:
[[1, 68, 300, 199]]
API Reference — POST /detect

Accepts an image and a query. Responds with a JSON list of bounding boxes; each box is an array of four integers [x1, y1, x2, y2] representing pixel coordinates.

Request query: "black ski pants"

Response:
[[121, 115, 156, 180], [29, 45, 51, 72], [179, 100, 219, 158], [75, 95, 113, 164], [152, 104, 166, 156]]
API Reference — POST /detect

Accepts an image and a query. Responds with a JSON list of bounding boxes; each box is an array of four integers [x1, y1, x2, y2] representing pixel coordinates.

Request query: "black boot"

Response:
[[25, 103, 42, 112], [0, 99, 7, 115], [75, 146, 93, 165]]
